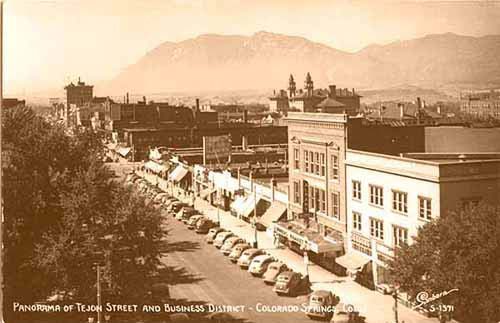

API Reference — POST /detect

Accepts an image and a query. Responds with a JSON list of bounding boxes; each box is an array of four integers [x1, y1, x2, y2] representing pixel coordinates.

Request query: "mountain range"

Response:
[[101, 31, 500, 97]]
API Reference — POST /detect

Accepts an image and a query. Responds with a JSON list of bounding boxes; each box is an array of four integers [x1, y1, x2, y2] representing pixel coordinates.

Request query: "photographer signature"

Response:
[[412, 289, 459, 310]]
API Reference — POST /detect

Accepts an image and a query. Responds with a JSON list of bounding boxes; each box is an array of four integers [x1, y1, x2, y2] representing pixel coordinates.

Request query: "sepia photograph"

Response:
[[1, 0, 500, 322]]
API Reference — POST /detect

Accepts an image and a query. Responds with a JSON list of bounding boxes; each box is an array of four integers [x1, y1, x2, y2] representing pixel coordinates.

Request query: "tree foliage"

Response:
[[2, 106, 164, 320], [388, 202, 500, 323]]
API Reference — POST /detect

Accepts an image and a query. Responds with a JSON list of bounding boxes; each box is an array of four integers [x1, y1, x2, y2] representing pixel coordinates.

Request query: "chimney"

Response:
[[399, 103, 404, 120], [329, 85, 336, 99], [243, 110, 248, 123], [352, 88, 356, 96], [143, 96, 146, 104], [126, 92, 129, 104], [242, 135, 248, 151], [344, 88, 348, 96], [437, 105, 441, 115], [416, 97, 422, 110], [195, 98, 200, 112]]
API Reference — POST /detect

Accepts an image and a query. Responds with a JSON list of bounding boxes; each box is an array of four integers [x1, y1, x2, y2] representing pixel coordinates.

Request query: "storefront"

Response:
[[258, 202, 287, 229], [273, 221, 344, 274]]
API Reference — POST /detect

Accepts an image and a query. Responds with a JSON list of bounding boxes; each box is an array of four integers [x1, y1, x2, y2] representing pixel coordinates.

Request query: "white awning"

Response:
[[335, 251, 371, 270], [144, 160, 168, 173], [258, 202, 287, 228], [230, 196, 246, 214], [309, 239, 343, 253], [241, 195, 262, 218], [169, 165, 189, 182], [200, 188, 214, 199], [118, 147, 131, 157]]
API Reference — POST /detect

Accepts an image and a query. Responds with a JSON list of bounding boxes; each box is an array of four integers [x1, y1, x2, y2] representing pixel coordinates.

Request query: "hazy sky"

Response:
[[4, 0, 500, 95]]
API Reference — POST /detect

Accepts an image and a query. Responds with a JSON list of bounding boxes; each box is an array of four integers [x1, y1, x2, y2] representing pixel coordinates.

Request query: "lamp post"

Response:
[[253, 186, 258, 248], [393, 284, 400, 323]]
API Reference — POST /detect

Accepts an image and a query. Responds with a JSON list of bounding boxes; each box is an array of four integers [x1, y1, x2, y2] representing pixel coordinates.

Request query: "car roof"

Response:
[[311, 290, 331, 297], [278, 271, 295, 278], [253, 254, 272, 261], [234, 243, 249, 248]]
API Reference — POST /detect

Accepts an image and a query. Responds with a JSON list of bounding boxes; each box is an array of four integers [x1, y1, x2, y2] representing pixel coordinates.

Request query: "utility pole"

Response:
[[253, 186, 258, 248], [97, 264, 102, 323], [393, 287, 399, 323], [0, 2, 4, 322]]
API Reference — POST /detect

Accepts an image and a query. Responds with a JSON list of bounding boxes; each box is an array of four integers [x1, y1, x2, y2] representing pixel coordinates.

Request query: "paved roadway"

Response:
[[160, 215, 314, 323]]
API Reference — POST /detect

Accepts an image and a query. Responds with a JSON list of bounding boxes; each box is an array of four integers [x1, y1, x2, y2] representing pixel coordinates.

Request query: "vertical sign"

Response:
[[302, 180, 309, 214]]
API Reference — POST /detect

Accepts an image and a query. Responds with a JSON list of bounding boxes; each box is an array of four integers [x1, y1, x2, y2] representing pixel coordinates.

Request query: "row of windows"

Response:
[[352, 181, 432, 221], [352, 212, 408, 247], [293, 148, 339, 180], [292, 181, 340, 219]]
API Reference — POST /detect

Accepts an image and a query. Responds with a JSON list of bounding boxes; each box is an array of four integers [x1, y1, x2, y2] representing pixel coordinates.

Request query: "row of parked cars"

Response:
[[127, 173, 365, 322]]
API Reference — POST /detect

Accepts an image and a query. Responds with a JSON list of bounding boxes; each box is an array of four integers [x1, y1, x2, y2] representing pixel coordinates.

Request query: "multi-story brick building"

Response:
[[64, 78, 94, 125], [274, 112, 348, 274], [460, 90, 500, 120], [271, 73, 361, 116], [343, 150, 500, 289]]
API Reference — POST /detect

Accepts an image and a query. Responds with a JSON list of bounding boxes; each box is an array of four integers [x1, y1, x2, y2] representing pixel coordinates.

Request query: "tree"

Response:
[[388, 202, 500, 323], [2, 106, 165, 322]]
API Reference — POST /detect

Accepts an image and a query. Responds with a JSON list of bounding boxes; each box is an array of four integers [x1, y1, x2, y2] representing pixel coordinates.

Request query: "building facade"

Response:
[[460, 90, 500, 120], [344, 150, 500, 288], [273, 112, 348, 274]]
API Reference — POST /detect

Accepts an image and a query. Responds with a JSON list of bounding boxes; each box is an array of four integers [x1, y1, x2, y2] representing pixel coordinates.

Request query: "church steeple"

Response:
[[304, 72, 314, 97], [288, 74, 296, 97]]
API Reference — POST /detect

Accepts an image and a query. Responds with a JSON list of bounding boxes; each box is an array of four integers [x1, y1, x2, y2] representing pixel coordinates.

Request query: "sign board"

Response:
[[203, 135, 232, 165], [302, 180, 309, 213]]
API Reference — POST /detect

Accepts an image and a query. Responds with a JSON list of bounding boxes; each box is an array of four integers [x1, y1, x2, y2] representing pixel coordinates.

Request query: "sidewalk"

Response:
[[145, 175, 436, 323]]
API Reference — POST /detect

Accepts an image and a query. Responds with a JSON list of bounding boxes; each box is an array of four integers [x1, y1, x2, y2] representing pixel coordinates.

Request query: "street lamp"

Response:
[[252, 187, 258, 249], [393, 284, 400, 323]]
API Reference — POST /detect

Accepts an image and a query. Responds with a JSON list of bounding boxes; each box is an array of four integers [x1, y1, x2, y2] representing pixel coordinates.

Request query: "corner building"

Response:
[[274, 112, 348, 274]]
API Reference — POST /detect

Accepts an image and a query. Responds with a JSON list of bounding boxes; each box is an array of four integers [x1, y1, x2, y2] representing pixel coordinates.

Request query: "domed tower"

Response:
[[304, 72, 314, 97], [288, 74, 296, 98]]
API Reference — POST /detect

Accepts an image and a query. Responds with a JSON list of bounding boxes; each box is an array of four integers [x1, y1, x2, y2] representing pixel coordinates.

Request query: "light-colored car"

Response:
[[228, 243, 251, 262], [237, 248, 265, 269], [248, 254, 274, 276], [330, 303, 361, 323], [263, 262, 289, 285], [187, 215, 204, 229], [206, 227, 225, 244], [213, 231, 234, 249], [220, 237, 245, 255], [305, 290, 339, 320], [195, 218, 217, 234]]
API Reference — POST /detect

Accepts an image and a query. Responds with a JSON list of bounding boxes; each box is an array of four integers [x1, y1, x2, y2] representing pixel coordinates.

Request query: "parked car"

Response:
[[195, 218, 217, 234], [228, 243, 251, 263], [220, 237, 246, 255], [237, 248, 265, 269], [187, 215, 204, 229], [169, 202, 187, 215], [330, 303, 363, 323], [263, 262, 290, 285], [305, 290, 339, 320], [181, 207, 198, 223], [213, 231, 234, 249], [273, 271, 311, 296], [248, 254, 274, 276], [206, 227, 225, 244]]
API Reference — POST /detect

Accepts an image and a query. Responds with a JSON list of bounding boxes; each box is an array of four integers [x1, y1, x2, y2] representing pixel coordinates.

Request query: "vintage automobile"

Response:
[[330, 303, 363, 323], [195, 218, 217, 234], [220, 237, 246, 255], [206, 227, 225, 244], [186, 215, 204, 229], [228, 243, 251, 262], [273, 271, 311, 296], [237, 248, 265, 269], [169, 202, 188, 215], [213, 231, 235, 249], [263, 262, 290, 285], [248, 254, 274, 276], [305, 290, 339, 320], [181, 207, 198, 223]]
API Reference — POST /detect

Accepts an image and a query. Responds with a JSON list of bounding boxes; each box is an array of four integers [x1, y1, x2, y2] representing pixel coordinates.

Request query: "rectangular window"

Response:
[[293, 181, 300, 204], [304, 150, 309, 173], [314, 152, 320, 175], [352, 180, 361, 200], [320, 189, 326, 212], [369, 185, 384, 206], [393, 226, 408, 247], [353, 212, 362, 231], [392, 190, 408, 214], [293, 148, 300, 169], [331, 155, 339, 180], [370, 218, 384, 240], [418, 197, 432, 220], [309, 187, 315, 210], [320, 153, 326, 176], [331, 192, 340, 219], [309, 151, 314, 174]]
